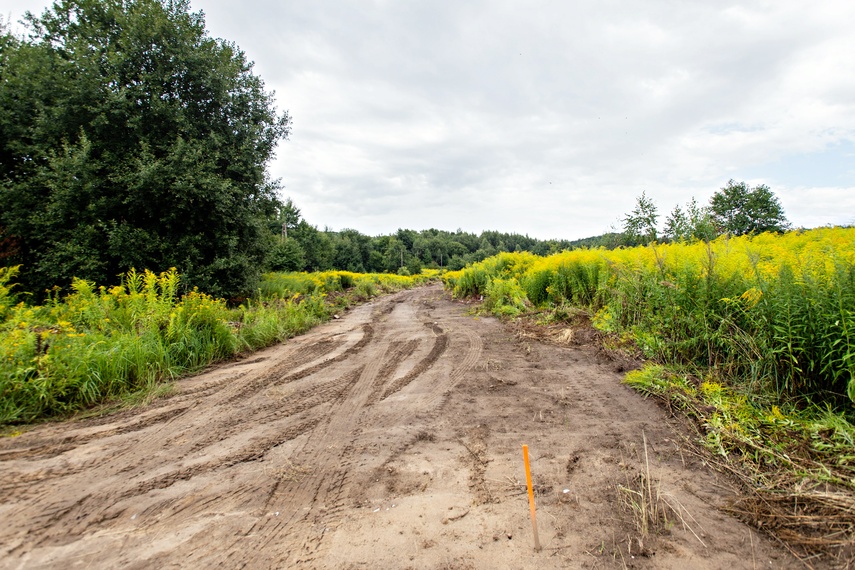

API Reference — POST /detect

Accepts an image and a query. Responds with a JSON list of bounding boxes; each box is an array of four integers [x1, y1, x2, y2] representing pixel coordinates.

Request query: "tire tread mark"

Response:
[[28, 416, 323, 548], [232, 343, 389, 567], [422, 327, 482, 410], [363, 340, 420, 405], [226, 324, 373, 404], [0, 404, 193, 463], [380, 330, 449, 401]]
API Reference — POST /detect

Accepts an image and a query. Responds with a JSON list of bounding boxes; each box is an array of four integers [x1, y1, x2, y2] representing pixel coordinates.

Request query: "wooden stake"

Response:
[[522, 444, 542, 551]]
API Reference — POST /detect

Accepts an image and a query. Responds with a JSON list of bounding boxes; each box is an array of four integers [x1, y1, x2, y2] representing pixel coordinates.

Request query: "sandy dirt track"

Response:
[[0, 285, 803, 569]]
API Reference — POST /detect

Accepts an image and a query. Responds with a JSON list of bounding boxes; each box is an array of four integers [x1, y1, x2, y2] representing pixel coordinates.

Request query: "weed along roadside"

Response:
[[443, 227, 855, 566], [0, 267, 436, 425]]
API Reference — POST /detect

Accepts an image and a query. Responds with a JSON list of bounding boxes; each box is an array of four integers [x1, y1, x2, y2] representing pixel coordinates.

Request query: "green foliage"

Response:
[[622, 191, 659, 245], [521, 261, 606, 308], [523, 269, 553, 306], [663, 197, 717, 242], [625, 181, 789, 246], [267, 238, 306, 272], [709, 180, 790, 236], [290, 221, 335, 272], [445, 229, 855, 409], [483, 278, 527, 317], [625, 365, 855, 490], [257, 269, 431, 300], [355, 279, 376, 299], [663, 204, 689, 242], [0, 265, 20, 320], [746, 259, 855, 401], [0, 268, 332, 423], [269, 198, 302, 236], [405, 257, 423, 276], [261, 200, 614, 276], [552, 261, 605, 306], [0, 0, 290, 298], [333, 229, 371, 273]]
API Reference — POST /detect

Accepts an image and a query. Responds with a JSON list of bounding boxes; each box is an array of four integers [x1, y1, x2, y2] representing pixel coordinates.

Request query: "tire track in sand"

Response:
[[265, 313, 481, 567], [219, 294, 437, 568], [0, 286, 485, 568], [218, 342, 390, 569]]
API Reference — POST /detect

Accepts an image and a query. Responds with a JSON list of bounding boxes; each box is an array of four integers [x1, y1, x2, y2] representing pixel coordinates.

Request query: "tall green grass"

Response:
[[443, 228, 855, 408], [0, 267, 438, 424]]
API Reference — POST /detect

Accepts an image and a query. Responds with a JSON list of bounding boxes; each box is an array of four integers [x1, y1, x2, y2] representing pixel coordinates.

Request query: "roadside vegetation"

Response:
[[443, 226, 855, 561], [444, 227, 855, 407], [0, 266, 432, 425]]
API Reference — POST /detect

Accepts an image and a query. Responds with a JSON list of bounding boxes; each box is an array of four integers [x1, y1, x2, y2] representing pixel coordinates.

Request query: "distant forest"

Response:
[[269, 176, 793, 276], [267, 200, 618, 275]]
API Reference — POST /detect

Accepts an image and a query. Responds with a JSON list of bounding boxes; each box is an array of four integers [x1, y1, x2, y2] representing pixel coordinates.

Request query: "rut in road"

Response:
[[0, 287, 481, 568]]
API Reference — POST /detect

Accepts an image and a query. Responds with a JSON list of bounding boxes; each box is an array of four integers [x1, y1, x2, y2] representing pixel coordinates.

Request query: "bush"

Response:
[[483, 278, 528, 317]]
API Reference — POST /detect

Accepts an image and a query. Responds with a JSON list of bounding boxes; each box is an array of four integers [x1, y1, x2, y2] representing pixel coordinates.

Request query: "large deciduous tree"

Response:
[[0, 0, 290, 298], [709, 180, 789, 236]]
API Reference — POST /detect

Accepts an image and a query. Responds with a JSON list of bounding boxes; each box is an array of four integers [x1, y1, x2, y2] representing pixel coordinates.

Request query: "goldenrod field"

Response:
[[0, 268, 433, 424], [444, 227, 855, 407], [4, 228, 854, 425]]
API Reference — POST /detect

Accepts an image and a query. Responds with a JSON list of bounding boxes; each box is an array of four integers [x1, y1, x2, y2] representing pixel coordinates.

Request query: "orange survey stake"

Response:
[[522, 444, 542, 551]]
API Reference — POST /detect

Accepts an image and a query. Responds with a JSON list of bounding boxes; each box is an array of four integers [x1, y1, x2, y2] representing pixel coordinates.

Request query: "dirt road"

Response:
[[0, 285, 801, 569]]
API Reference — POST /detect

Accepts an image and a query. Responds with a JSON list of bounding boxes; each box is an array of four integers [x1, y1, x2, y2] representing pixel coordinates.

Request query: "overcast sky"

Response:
[[4, 1, 855, 239]]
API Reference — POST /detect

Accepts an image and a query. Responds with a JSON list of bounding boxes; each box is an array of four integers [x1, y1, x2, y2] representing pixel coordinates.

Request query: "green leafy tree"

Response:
[[686, 197, 718, 241], [268, 198, 302, 238], [266, 237, 305, 272], [664, 197, 717, 242], [709, 180, 789, 236], [291, 221, 333, 272], [332, 229, 370, 273], [379, 236, 406, 273], [663, 204, 690, 242], [0, 0, 290, 297], [622, 191, 659, 245]]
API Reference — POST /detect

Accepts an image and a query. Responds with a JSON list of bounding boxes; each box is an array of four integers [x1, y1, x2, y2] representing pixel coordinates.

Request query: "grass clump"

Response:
[[483, 278, 528, 317], [0, 267, 435, 425]]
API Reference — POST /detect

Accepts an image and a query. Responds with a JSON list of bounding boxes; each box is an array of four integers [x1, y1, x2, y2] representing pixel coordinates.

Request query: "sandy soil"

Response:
[[0, 284, 806, 569]]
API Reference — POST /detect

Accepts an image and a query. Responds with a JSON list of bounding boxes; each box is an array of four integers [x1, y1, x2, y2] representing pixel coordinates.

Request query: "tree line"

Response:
[[270, 178, 793, 277], [619, 179, 790, 247], [265, 199, 591, 275]]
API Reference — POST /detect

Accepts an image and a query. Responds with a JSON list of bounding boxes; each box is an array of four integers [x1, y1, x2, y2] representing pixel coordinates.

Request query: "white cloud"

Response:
[[776, 187, 855, 229], [3, 0, 854, 238]]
